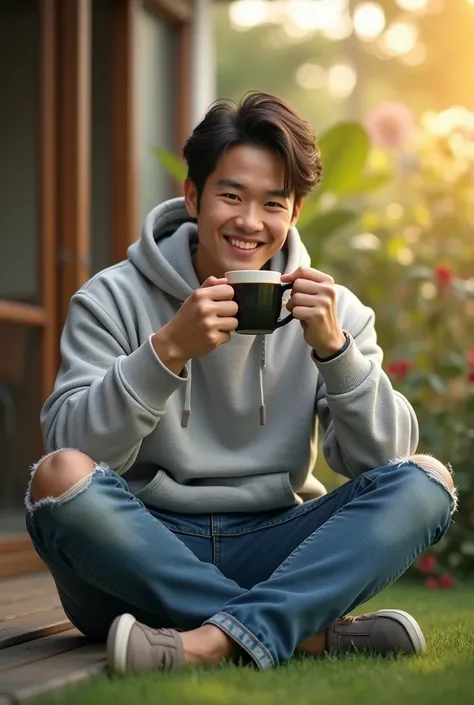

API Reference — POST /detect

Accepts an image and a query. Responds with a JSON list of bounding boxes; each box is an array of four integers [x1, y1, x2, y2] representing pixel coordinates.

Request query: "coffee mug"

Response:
[[225, 270, 293, 335]]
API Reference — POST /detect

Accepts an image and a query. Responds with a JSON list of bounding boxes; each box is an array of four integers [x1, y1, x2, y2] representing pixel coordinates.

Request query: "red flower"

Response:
[[419, 554, 437, 574], [468, 370, 474, 384], [426, 577, 439, 589], [434, 264, 453, 287], [387, 359, 412, 382], [439, 573, 455, 589]]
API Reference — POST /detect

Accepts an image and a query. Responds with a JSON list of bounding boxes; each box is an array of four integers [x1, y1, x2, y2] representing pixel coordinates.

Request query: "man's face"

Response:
[[184, 144, 302, 282]]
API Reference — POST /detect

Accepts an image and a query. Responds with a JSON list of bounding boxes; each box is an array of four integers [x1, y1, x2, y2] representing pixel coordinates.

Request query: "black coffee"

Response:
[[232, 282, 292, 334]]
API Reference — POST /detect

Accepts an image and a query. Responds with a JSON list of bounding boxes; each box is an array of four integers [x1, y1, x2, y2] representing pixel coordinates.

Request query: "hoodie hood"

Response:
[[127, 197, 311, 428]]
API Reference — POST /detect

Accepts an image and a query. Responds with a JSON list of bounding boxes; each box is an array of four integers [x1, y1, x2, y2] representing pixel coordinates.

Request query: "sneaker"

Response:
[[107, 613, 184, 674], [326, 609, 426, 656]]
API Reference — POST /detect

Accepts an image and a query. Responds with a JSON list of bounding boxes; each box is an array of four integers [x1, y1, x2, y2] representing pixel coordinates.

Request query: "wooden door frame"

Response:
[[111, 0, 192, 263]]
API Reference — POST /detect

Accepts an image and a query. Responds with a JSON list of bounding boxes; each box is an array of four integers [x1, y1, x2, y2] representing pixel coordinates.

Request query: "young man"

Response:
[[26, 92, 456, 674]]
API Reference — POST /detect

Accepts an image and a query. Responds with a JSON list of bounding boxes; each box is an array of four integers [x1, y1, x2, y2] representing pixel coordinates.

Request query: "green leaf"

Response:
[[318, 122, 370, 196], [153, 147, 187, 183], [301, 209, 358, 241], [338, 171, 391, 198]]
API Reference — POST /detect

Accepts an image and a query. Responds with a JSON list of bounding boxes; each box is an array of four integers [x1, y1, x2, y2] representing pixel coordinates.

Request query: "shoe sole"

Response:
[[375, 609, 426, 654], [107, 613, 137, 674]]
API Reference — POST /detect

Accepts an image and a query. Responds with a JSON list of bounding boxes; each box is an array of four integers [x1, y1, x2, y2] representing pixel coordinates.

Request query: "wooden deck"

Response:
[[0, 571, 106, 703]]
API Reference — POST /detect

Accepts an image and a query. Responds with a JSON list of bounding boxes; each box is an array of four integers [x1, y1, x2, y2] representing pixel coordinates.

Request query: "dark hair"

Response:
[[182, 91, 322, 206]]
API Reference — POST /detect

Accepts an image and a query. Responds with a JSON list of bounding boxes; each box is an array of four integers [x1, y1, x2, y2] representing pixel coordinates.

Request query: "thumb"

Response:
[[201, 276, 228, 288]]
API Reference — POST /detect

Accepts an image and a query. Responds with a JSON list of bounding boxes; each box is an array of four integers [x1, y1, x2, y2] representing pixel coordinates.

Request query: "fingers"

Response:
[[201, 276, 228, 288], [214, 316, 239, 332], [195, 283, 235, 301], [281, 267, 334, 284], [286, 293, 318, 311]]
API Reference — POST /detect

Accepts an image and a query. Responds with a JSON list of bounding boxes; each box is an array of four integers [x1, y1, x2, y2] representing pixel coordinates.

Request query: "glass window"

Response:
[[138, 8, 177, 228], [0, 0, 39, 304]]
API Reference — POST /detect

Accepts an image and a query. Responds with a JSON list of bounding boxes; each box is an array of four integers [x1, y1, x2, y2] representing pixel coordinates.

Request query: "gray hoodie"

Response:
[[41, 197, 419, 513]]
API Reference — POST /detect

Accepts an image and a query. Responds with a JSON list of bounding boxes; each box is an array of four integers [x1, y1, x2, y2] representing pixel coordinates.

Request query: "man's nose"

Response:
[[234, 207, 264, 233]]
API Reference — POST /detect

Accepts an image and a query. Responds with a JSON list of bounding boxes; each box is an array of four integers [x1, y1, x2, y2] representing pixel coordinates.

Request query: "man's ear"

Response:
[[184, 178, 199, 218], [290, 198, 303, 228]]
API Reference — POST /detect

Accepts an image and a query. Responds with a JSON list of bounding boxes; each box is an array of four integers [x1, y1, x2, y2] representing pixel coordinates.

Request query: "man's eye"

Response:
[[222, 193, 240, 201], [267, 201, 284, 208]]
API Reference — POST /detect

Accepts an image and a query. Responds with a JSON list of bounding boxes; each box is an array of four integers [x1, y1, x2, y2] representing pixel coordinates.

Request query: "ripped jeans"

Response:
[[25, 458, 455, 669]]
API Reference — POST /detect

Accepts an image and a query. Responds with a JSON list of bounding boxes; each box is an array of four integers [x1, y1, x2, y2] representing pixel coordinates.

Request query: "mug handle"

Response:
[[275, 282, 293, 329]]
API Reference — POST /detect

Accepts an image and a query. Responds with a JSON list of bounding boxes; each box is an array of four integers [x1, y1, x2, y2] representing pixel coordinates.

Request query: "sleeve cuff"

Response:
[[119, 335, 188, 410], [312, 332, 372, 395]]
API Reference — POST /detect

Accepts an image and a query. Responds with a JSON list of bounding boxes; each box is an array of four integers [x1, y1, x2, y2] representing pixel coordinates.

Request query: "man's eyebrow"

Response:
[[216, 178, 245, 191], [216, 178, 290, 199]]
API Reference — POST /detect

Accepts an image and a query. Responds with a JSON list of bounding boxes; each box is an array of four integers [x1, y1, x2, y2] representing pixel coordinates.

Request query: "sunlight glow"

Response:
[[382, 21, 418, 55], [229, 0, 269, 30], [328, 63, 357, 98], [353, 3, 386, 41], [395, 0, 430, 10], [295, 63, 326, 90]]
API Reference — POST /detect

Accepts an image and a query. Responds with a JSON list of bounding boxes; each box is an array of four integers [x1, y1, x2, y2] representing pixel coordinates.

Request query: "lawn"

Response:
[[35, 582, 474, 705]]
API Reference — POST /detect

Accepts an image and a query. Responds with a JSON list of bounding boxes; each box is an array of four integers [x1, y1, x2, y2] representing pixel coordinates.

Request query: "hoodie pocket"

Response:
[[135, 469, 297, 513]]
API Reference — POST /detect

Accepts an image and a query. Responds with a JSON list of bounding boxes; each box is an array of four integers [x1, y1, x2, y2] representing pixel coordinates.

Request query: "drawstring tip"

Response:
[[260, 405, 267, 426], [181, 411, 191, 428]]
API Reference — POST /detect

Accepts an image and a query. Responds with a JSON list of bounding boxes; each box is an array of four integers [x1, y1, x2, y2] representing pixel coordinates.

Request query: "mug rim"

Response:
[[225, 270, 281, 285]]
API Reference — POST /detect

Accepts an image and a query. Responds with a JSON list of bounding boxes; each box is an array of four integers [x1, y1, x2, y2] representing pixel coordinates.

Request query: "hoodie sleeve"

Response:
[[40, 291, 188, 473], [313, 287, 419, 479]]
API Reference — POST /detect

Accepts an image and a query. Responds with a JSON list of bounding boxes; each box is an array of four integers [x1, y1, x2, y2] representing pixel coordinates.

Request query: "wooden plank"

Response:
[[0, 594, 61, 622], [111, 0, 139, 263], [0, 551, 45, 582], [0, 574, 54, 607], [0, 302, 46, 327], [0, 643, 106, 702], [57, 0, 92, 327], [0, 607, 72, 650], [39, 0, 59, 398], [0, 628, 83, 672]]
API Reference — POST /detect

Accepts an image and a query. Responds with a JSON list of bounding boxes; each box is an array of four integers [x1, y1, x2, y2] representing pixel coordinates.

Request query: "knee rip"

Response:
[[25, 448, 108, 514], [390, 452, 458, 514]]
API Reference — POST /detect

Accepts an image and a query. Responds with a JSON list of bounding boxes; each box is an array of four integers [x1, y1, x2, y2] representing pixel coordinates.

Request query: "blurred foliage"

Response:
[[298, 106, 474, 581]]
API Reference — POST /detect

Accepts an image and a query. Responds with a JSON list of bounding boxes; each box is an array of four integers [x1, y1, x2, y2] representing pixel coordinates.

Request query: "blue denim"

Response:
[[25, 460, 453, 669]]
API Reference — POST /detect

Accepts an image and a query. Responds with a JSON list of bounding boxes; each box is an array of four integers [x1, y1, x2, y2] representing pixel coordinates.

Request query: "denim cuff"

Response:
[[204, 612, 274, 670]]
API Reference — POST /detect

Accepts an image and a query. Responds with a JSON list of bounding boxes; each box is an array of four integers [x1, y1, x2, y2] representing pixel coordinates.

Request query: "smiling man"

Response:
[[25, 92, 456, 675]]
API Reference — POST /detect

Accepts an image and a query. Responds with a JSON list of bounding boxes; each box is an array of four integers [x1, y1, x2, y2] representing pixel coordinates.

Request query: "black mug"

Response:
[[225, 270, 293, 335]]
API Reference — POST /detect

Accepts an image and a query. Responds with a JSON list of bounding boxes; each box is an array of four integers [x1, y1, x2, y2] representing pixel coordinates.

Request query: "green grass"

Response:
[[35, 582, 474, 705]]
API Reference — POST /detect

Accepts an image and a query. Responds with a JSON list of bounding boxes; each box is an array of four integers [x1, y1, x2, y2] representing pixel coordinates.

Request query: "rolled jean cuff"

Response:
[[204, 613, 274, 670]]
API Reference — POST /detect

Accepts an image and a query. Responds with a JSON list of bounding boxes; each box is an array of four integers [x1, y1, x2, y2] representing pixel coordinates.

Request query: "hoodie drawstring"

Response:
[[181, 360, 192, 428], [181, 338, 267, 428], [259, 335, 267, 426]]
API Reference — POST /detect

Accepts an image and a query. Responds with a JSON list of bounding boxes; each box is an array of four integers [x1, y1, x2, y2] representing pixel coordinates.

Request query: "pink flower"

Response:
[[426, 577, 439, 589], [467, 350, 474, 367], [367, 102, 414, 150], [434, 264, 454, 288], [419, 554, 437, 574], [439, 573, 455, 589]]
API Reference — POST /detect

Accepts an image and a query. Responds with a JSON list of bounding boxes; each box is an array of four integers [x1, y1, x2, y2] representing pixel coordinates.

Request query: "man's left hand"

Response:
[[281, 267, 346, 359]]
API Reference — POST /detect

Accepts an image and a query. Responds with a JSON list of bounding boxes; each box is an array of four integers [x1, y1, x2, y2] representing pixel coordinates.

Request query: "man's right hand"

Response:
[[151, 277, 238, 375]]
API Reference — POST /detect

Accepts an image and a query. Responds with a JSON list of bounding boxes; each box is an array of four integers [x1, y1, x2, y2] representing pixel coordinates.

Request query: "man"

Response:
[[26, 92, 456, 674]]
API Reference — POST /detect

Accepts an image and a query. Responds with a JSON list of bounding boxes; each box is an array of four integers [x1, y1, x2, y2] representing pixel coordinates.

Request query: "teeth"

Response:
[[229, 238, 259, 250]]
